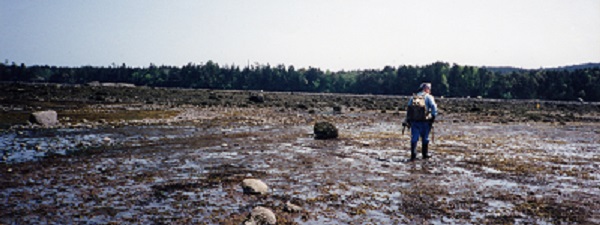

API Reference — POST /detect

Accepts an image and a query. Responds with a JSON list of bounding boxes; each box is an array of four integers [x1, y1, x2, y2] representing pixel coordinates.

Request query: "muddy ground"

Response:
[[1, 83, 599, 224]]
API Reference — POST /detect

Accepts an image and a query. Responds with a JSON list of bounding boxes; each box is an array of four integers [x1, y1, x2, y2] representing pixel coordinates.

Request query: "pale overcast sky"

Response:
[[1, 0, 599, 71]]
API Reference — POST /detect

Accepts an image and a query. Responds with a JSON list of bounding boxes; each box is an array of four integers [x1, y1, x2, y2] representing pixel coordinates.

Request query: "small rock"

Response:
[[244, 206, 276, 225], [241, 179, 269, 195], [333, 105, 343, 114], [284, 201, 303, 213]]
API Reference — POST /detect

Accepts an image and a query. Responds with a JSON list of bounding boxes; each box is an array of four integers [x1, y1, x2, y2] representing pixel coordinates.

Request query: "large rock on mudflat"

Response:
[[314, 121, 338, 139], [244, 206, 276, 225], [249, 92, 265, 103], [29, 110, 58, 127], [241, 179, 269, 195]]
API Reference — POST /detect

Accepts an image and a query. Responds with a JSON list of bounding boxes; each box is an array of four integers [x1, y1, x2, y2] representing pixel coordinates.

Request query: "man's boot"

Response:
[[422, 143, 430, 159], [410, 142, 417, 161]]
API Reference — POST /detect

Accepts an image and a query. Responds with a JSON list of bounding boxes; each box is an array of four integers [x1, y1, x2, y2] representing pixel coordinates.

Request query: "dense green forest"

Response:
[[1, 61, 599, 101]]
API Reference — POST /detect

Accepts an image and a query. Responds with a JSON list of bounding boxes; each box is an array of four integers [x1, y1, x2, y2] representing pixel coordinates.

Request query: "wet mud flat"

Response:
[[1, 83, 599, 224]]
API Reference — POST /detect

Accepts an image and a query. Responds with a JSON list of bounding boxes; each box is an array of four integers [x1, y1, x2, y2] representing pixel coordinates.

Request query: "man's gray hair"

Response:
[[420, 83, 431, 90]]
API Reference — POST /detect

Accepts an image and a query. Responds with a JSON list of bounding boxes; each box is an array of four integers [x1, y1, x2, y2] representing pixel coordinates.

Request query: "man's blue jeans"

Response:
[[410, 121, 431, 146]]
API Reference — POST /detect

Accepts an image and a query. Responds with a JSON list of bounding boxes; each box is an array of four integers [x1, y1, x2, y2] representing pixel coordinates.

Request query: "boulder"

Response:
[[314, 121, 338, 140], [241, 179, 269, 195], [29, 110, 58, 127], [244, 206, 276, 225], [249, 92, 265, 103]]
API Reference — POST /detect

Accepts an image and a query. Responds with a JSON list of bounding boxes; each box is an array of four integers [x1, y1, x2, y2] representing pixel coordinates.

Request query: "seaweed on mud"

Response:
[[151, 181, 208, 200], [0, 112, 30, 129], [205, 164, 267, 184], [483, 214, 521, 224], [487, 186, 596, 224], [91, 206, 119, 217], [60, 109, 180, 124], [396, 184, 464, 220], [151, 164, 266, 196], [515, 197, 590, 223]]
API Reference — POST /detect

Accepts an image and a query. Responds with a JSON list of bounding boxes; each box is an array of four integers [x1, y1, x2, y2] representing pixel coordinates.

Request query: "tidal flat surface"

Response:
[[1, 107, 598, 224], [1, 83, 599, 224]]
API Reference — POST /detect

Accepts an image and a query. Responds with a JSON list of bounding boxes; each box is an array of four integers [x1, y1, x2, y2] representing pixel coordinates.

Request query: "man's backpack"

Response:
[[407, 94, 428, 121]]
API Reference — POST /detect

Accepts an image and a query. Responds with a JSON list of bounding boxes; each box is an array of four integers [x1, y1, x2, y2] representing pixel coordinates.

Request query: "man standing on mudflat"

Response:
[[404, 82, 438, 161]]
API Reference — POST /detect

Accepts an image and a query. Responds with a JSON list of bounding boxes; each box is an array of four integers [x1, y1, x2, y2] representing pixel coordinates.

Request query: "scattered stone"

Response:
[[284, 201, 303, 213], [297, 103, 308, 110], [241, 179, 269, 195], [86, 81, 101, 87], [333, 104, 343, 114], [208, 92, 219, 100], [314, 121, 338, 140], [29, 110, 59, 127], [244, 206, 276, 225], [99, 82, 135, 88]]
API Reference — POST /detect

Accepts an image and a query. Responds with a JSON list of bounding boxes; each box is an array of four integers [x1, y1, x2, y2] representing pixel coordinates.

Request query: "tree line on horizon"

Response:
[[1, 61, 599, 102]]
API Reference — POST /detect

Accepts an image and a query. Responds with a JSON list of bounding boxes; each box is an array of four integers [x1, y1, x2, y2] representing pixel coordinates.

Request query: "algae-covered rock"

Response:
[[314, 121, 338, 140]]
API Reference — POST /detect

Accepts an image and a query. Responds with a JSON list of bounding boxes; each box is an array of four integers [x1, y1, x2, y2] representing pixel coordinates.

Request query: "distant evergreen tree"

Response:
[[0, 61, 599, 101]]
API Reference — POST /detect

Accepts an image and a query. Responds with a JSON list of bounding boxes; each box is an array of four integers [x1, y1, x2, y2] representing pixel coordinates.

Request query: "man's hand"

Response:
[[429, 115, 436, 125], [402, 118, 411, 128]]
